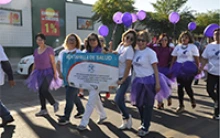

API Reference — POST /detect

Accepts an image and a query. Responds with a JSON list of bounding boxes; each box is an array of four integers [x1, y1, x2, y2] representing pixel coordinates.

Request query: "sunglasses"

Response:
[[161, 39, 168, 41], [99, 39, 104, 42], [126, 36, 134, 42], [137, 39, 146, 42], [89, 38, 97, 42], [68, 38, 76, 42]]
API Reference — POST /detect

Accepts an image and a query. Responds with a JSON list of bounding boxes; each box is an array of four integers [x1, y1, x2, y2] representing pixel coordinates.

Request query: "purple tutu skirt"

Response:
[[131, 73, 171, 107], [170, 61, 198, 79], [26, 68, 62, 92], [158, 67, 170, 77]]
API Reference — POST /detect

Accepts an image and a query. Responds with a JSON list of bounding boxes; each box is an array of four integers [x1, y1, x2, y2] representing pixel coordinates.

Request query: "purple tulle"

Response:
[[25, 68, 62, 92], [131, 73, 171, 107], [170, 61, 198, 79], [158, 67, 170, 77]]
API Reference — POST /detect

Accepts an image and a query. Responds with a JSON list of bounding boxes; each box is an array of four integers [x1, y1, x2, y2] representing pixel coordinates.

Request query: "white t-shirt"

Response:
[[202, 42, 220, 76], [171, 43, 199, 63], [58, 48, 81, 72], [116, 45, 134, 78], [0, 45, 9, 86], [133, 47, 158, 77]]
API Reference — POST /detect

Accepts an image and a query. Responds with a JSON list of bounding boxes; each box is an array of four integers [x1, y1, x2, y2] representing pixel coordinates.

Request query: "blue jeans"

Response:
[[114, 76, 131, 119], [0, 101, 11, 121], [64, 86, 84, 120], [137, 104, 154, 131]]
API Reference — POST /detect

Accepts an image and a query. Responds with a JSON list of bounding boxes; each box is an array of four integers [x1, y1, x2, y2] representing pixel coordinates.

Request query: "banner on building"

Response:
[[62, 53, 119, 91], [41, 8, 60, 36], [0, 8, 22, 26]]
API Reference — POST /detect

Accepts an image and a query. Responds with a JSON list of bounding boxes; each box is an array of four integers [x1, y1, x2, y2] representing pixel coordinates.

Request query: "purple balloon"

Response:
[[122, 12, 132, 27], [204, 23, 219, 37], [0, 0, 11, 4], [98, 25, 109, 37], [188, 22, 197, 31], [137, 10, 146, 21], [113, 12, 123, 24], [131, 13, 137, 23], [169, 12, 180, 24]]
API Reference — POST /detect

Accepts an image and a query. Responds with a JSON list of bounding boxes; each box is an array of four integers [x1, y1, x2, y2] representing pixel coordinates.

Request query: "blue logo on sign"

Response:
[[88, 64, 95, 73]]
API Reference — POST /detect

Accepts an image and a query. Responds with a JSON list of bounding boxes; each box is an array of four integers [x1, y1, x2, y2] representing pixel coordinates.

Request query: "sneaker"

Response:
[[137, 129, 149, 137], [157, 103, 164, 110], [78, 93, 84, 98], [58, 118, 70, 125], [74, 112, 84, 119], [97, 117, 107, 124], [105, 92, 110, 99], [35, 109, 48, 117], [213, 115, 220, 120], [119, 119, 128, 130], [191, 100, 196, 108], [53, 102, 59, 113], [127, 115, 132, 129], [176, 106, 185, 113], [77, 125, 87, 131], [0, 115, 14, 127]]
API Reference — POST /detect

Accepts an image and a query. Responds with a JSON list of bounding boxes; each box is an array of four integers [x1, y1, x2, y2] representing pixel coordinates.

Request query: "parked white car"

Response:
[[17, 46, 64, 75]]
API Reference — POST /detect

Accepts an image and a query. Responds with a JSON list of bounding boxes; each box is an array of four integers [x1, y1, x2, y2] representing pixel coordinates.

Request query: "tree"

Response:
[[140, 0, 195, 40], [194, 10, 220, 35], [92, 0, 135, 49]]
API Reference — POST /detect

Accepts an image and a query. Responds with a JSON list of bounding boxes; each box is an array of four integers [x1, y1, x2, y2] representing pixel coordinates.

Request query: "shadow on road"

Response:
[[0, 125, 16, 138]]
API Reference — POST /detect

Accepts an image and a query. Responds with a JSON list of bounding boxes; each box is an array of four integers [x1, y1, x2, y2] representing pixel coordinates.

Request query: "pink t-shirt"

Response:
[[34, 47, 54, 70]]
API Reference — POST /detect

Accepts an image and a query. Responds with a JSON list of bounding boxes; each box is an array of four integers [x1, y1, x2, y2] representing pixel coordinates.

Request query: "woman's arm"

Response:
[[118, 60, 132, 85], [170, 56, 177, 69], [49, 54, 57, 79], [194, 56, 200, 68], [56, 61, 63, 79], [200, 57, 208, 72], [32, 64, 35, 72], [152, 63, 160, 93]]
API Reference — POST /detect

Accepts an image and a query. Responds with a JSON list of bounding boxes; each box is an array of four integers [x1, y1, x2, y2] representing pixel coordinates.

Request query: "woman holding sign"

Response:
[[77, 33, 107, 131], [112, 29, 136, 130], [56, 33, 85, 125], [131, 31, 171, 136]]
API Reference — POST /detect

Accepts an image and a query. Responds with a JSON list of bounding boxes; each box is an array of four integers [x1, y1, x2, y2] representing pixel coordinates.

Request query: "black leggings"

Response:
[[207, 73, 219, 116], [177, 76, 195, 107], [39, 78, 56, 110]]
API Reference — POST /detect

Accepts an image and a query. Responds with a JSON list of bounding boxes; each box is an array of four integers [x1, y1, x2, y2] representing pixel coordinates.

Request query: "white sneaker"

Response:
[[119, 119, 128, 130], [35, 109, 48, 117], [127, 115, 132, 129]]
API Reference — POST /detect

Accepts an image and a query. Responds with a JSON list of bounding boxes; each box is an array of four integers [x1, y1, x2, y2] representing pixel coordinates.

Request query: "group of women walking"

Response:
[[16, 28, 219, 137]]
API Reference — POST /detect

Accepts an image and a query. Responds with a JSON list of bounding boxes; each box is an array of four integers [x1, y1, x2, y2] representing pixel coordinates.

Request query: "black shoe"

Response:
[[194, 80, 199, 85], [58, 118, 70, 125], [74, 112, 83, 118], [0, 115, 14, 127]]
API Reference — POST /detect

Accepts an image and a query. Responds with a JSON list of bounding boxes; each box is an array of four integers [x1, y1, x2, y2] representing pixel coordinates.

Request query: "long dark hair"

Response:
[[158, 33, 170, 47], [86, 33, 102, 52]]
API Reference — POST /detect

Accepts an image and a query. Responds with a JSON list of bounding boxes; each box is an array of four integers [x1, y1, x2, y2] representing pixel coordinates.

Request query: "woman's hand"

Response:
[[54, 73, 58, 79], [155, 83, 161, 93], [117, 80, 124, 85], [58, 74, 63, 79]]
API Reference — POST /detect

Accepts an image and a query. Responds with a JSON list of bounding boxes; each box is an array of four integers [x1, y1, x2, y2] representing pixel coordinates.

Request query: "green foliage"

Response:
[[194, 10, 220, 35], [92, 0, 135, 25], [140, 0, 195, 39]]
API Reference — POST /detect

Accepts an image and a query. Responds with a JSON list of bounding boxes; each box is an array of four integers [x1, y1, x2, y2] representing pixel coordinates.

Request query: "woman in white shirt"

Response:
[[170, 31, 200, 113], [131, 30, 171, 137], [56, 34, 85, 125], [200, 28, 220, 120], [113, 29, 136, 129]]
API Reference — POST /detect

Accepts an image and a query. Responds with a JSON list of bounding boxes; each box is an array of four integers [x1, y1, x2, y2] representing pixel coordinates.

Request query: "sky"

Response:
[[81, 0, 220, 13]]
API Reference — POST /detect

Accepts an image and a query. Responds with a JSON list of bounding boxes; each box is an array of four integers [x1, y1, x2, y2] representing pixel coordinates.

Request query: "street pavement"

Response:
[[0, 75, 219, 138]]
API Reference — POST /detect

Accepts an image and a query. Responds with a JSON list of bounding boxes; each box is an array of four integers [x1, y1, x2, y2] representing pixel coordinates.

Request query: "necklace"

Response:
[[181, 44, 188, 50]]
